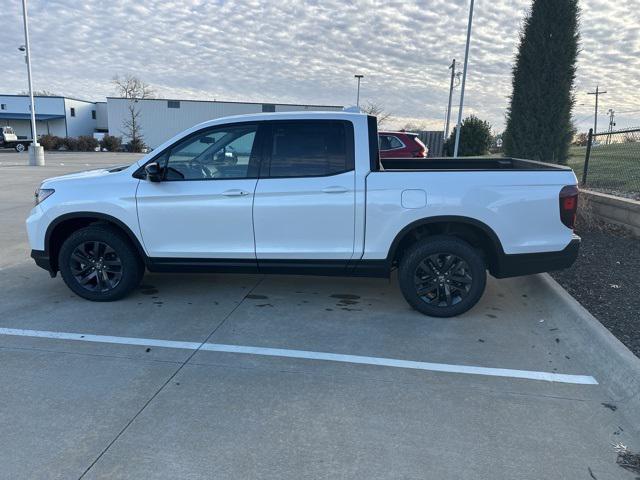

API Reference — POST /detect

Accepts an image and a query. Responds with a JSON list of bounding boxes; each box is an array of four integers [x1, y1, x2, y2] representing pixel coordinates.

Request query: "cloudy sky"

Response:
[[2, 0, 639, 132]]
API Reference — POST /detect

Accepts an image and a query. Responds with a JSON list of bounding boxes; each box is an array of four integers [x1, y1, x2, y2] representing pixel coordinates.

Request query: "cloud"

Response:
[[1, 0, 639, 132]]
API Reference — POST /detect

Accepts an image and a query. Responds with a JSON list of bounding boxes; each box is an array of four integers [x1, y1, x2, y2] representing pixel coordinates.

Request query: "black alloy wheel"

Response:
[[59, 225, 144, 301], [399, 235, 487, 317], [70, 241, 123, 293]]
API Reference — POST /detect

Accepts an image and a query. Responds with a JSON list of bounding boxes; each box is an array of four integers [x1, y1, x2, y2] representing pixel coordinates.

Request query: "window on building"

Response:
[[91, 110, 96, 120], [167, 100, 180, 109], [268, 121, 354, 178], [262, 104, 276, 113], [70, 107, 76, 117]]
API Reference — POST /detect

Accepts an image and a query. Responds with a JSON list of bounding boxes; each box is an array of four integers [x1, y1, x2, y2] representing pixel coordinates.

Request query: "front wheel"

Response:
[[15, 143, 26, 153], [58, 225, 144, 301], [398, 236, 486, 317]]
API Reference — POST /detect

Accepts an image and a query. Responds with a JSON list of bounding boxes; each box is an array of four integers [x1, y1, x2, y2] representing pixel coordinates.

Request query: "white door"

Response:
[[136, 123, 260, 258], [253, 121, 356, 260]]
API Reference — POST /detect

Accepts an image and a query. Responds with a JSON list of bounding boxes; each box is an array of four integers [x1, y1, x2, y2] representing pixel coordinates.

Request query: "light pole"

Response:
[[354, 74, 364, 109], [20, 0, 44, 166], [453, 0, 475, 158], [444, 59, 461, 141]]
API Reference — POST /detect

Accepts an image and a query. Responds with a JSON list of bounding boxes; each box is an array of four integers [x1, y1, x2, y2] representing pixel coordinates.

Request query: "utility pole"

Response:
[[20, 0, 44, 166], [354, 74, 364, 109], [444, 59, 456, 141], [587, 85, 607, 135], [453, 0, 475, 158], [606, 108, 615, 144]]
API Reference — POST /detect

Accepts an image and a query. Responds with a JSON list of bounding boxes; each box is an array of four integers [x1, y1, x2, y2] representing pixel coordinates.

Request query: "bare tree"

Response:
[[112, 74, 155, 100], [112, 74, 155, 152], [19, 89, 58, 96], [402, 122, 429, 132], [361, 101, 392, 127]]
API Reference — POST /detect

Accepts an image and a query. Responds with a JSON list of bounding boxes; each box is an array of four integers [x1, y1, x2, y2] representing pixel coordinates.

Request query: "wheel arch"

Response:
[[387, 216, 505, 273], [45, 212, 148, 273]]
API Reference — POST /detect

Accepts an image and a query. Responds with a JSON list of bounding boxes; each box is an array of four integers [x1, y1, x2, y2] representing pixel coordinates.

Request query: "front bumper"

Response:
[[31, 249, 56, 277], [491, 235, 581, 279]]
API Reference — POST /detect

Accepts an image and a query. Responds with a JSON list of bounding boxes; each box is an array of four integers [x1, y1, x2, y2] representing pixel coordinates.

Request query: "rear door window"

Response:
[[267, 121, 354, 177]]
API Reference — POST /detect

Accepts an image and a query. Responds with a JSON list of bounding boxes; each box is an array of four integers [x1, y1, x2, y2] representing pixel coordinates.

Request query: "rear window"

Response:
[[268, 121, 354, 177], [379, 135, 404, 150]]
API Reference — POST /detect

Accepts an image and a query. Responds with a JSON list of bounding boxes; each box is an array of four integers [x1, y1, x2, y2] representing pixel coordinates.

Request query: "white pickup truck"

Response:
[[27, 111, 580, 317]]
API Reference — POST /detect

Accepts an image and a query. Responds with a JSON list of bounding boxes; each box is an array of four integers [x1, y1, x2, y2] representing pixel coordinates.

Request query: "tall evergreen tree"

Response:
[[503, 0, 580, 164]]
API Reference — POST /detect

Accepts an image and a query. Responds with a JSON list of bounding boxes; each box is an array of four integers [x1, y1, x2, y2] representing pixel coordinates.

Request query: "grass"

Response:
[[567, 144, 640, 197]]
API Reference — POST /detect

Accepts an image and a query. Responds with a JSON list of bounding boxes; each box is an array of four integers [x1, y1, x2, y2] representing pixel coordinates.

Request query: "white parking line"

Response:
[[0, 327, 598, 385]]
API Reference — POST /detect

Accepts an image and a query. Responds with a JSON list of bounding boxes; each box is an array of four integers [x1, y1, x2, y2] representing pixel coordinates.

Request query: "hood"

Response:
[[41, 165, 132, 186]]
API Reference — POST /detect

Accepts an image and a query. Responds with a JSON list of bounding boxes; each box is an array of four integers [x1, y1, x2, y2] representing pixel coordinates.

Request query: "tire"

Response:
[[58, 225, 144, 301], [398, 236, 486, 317], [15, 143, 26, 153]]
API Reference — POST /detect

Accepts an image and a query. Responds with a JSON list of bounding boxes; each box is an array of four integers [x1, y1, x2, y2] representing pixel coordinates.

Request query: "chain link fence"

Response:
[[569, 128, 640, 200]]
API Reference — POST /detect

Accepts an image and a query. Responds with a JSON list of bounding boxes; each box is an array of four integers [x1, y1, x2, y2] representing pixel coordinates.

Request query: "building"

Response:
[[106, 97, 343, 148], [0, 94, 103, 139], [0, 94, 343, 148]]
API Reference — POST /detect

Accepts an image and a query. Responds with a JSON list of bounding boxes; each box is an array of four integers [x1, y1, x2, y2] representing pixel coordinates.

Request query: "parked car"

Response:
[[0, 126, 32, 152], [379, 131, 428, 158], [27, 112, 580, 317]]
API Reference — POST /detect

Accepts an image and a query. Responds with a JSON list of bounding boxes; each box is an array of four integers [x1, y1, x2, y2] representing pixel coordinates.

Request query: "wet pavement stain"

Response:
[[331, 294, 361, 300], [486, 314, 497, 319], [246, 294, 268, 300], [139, 285, 159, 295], [256, 303, 273, 308]]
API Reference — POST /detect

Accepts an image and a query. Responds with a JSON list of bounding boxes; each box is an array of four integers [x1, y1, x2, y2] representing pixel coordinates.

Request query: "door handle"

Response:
[[221, 189, 250, 197], [322, 186, 349, 194]]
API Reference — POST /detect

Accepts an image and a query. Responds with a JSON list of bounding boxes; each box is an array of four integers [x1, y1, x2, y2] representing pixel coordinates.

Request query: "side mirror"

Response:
[[144, 162, 162, 182]]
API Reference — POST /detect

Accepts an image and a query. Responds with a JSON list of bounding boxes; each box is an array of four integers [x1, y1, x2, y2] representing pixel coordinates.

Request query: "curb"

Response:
[[539, 273, 640, 412]]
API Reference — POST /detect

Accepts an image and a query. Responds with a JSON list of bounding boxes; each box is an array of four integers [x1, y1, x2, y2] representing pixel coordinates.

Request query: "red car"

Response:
[[378, 131, 428, 158]]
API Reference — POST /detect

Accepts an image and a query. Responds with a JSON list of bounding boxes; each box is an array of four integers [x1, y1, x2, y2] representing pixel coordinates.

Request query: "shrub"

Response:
[[77, 135, 99, 151], [444, 115, 493, 157], [128, 137, 146, 153], [62, 137, 79, 151], [100, 135, 122, 152], [39, 135, 63, 151]]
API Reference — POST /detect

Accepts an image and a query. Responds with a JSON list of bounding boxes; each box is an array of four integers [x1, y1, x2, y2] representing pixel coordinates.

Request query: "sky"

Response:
[[2, 0, 639, 133]]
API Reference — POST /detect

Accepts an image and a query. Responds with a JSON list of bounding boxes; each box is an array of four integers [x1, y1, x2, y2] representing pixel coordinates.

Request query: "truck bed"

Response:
[[380, 157, 572, 172]]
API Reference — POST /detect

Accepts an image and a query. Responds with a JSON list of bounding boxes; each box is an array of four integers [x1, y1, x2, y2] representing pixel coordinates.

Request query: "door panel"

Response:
[[137, 179, 257, 258], [253, 172, 355, 259]]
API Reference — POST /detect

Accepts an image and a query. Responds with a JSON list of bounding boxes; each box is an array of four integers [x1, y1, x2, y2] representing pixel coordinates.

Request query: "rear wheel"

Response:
[[15, 143, 26, 153], [58, 225, 144, 301], [398, 236, 486, 317]]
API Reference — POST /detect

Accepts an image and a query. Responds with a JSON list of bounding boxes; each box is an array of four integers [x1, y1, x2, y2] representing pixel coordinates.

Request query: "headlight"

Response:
[[35, 188, 55, 206]]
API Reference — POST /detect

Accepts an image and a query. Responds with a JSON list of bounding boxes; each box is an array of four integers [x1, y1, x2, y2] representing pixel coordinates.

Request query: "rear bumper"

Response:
[[491, 235, 581, 279], [31, 249, 56, 277]]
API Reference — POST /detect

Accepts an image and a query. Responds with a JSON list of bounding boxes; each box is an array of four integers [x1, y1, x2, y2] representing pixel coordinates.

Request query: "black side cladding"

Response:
[[367, 115, 380, 172]]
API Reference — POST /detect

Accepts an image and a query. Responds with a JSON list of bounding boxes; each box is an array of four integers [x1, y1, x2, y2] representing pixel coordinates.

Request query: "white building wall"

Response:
[[0, 95, 67, 138], [64, 98, 97, 137], [107, 98, 342, 148], [95, 102, 108, 131]]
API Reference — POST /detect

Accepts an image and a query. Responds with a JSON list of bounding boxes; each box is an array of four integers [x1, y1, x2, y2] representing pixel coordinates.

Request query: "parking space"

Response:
[[1, 153, 638, 479]]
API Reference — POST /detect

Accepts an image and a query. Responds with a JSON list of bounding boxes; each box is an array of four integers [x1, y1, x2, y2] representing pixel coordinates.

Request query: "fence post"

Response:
[[582, 128, 593, 186]]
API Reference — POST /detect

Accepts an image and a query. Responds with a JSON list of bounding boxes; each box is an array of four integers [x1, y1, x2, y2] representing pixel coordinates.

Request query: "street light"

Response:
[[20, 0, 44, 166], [453, 0, 475, 158], [354, 74, 364, 109]]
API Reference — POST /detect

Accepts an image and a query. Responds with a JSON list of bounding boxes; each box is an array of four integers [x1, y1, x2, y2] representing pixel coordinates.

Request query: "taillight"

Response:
[[559, 185, 579, 229]]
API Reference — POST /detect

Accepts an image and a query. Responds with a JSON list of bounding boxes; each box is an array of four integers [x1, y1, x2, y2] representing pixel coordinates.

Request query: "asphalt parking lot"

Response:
[[1, 151, 638, 479]]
